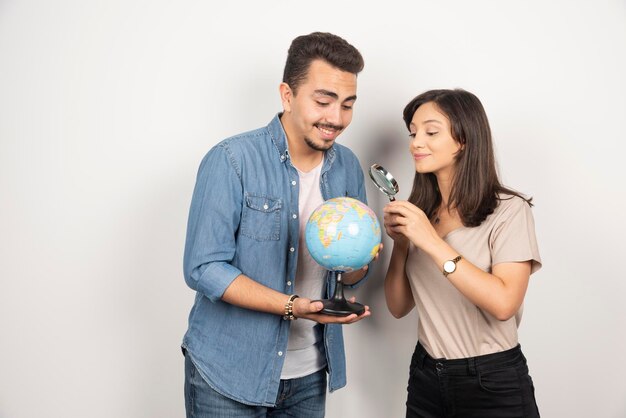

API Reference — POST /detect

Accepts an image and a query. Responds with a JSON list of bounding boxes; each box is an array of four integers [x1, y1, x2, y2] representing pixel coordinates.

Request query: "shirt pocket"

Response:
[[240, 193, 282, 241]]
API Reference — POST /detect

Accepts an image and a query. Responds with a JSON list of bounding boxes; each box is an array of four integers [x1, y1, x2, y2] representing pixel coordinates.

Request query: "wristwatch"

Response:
[[443, 255, 462, 277]]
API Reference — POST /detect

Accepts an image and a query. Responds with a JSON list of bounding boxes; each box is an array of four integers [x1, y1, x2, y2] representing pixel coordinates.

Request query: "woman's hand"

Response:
[[383, 200, 440, 250], [383, 203, 410, 246]]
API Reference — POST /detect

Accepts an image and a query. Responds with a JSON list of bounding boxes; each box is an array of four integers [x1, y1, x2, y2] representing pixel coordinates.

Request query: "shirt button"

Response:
[[280, 155, 286, 161], [290, 247, 295, 252], [292, 214, 297, 219], [263, 204, 269, 210], [278, 351, 283, 356], [287, 281, 292, 286], [291, 180, 296, 186]]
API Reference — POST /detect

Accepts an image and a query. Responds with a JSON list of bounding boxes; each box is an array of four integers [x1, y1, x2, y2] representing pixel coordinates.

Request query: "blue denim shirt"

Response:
[[182, 114, 369, 406]]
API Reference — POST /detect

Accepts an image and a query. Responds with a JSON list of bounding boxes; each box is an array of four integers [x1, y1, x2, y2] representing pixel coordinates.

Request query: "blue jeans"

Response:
[[184, 354, 326, 418], [406, 342, 540, 418]]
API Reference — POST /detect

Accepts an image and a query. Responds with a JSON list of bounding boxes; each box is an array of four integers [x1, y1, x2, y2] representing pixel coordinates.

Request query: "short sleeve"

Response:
[[490, 197, 542, 274]]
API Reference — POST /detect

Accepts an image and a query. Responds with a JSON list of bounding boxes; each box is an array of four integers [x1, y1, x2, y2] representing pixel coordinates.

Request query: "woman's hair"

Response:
[[283, 32, 364, 95], [402, 89, 531, 227]]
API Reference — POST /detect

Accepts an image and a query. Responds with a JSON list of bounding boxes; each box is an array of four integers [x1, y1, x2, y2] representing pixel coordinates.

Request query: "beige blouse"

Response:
[[406, 194, 542, 359]]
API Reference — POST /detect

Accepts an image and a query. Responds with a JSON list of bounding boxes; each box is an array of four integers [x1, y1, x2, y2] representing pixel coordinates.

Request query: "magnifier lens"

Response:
[[371, 171, 395, 193], [369, 164, 399, 201]]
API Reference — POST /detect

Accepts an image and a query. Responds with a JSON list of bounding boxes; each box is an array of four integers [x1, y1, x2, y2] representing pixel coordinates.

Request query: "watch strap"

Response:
[[443, 255, 462, 277]]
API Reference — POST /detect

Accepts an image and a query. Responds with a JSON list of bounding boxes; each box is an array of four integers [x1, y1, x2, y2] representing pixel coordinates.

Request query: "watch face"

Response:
[[443, 260, 456, 273]]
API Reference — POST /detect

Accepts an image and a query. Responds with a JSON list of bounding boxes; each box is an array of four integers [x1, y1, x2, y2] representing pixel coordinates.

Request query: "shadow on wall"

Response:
[[114, 165, 193, 417], [332, 121, 420, 417], [351, 120, 414, 328], [357, 123, 403, 315]]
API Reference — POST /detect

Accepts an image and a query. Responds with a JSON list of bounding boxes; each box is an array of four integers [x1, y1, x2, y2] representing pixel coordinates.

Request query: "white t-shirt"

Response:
[[281, 159, 327, 379]]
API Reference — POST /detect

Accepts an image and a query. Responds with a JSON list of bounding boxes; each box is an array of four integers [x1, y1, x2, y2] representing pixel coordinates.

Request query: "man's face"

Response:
[[280, 59, 357, 152]]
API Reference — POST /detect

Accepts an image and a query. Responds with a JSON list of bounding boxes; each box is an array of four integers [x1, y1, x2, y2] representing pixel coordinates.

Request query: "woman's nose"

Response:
[[410, 135, 425, 149]]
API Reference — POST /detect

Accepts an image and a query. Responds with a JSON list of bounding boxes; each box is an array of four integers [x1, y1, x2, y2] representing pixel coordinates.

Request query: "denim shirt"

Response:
[[182, 114, 369, 406]]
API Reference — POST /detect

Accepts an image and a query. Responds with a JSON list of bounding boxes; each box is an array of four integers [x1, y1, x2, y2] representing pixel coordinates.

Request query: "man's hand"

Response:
[[342, 242, 384, 285], [292, 297, 371, 324]]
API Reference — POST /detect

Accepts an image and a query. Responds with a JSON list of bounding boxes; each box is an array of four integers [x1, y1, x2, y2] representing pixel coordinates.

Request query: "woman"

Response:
[[383, 89, 541, 418]]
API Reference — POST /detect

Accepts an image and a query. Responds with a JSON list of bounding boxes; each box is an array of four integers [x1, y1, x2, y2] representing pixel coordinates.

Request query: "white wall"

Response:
[[1, 1, 625, 417]]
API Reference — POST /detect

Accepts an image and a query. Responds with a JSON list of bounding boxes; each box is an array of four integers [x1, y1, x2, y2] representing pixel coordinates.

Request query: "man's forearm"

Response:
[[221, 274, 290, 315]]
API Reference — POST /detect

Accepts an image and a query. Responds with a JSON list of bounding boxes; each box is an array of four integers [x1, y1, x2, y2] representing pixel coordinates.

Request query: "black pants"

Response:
[[406, 342, 540, 418]]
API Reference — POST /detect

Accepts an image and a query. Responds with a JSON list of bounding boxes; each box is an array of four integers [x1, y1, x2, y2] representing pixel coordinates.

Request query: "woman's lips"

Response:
[[413, 153, 429, 161]]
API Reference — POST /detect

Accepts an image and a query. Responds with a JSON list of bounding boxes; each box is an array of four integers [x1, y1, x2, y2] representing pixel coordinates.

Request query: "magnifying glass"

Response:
[[369, 164, 399, 201]]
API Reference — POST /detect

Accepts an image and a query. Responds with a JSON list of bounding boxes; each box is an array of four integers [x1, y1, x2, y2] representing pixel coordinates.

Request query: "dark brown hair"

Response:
[[402, 89, 532, 227], [282, 32, 364, 94]]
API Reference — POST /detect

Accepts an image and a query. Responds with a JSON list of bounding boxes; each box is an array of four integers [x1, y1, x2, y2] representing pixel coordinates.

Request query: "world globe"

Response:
[[305, 197, 381, 272]]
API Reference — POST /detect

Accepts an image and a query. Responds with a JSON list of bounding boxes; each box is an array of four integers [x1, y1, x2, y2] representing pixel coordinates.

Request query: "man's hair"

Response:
[[403, 89, 532, 227], [282, 32, 364, 94]]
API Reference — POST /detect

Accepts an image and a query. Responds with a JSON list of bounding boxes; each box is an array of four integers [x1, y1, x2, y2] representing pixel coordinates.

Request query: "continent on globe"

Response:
[[305, 197, 381, 272]]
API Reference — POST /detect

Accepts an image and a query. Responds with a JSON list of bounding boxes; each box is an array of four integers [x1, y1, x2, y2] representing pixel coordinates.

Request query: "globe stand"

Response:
[[315, 272, 365, 316]]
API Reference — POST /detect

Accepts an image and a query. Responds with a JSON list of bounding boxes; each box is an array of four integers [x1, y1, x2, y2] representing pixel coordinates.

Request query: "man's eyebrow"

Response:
[[313, 89, 338, 99], [313, 89, 357, 103]]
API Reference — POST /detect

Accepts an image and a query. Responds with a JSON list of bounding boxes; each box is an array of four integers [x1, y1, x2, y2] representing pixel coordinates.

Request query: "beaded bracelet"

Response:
[[283, 294, 299, 320]]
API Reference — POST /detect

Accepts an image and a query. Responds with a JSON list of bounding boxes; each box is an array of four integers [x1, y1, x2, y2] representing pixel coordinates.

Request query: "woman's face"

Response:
[[408, 102, 462, 179]]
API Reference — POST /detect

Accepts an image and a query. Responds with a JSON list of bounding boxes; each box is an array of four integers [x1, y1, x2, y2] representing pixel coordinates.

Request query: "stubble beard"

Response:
[[304, 135, 334, 152], [305, 123, 344, 152]]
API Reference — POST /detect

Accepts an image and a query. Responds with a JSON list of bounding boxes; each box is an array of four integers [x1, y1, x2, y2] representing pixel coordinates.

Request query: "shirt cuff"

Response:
[[197, 262, 243, 302]]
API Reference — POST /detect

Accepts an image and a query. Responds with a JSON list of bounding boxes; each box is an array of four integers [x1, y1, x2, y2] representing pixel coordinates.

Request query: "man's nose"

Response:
[[325, 105, 343, 126]]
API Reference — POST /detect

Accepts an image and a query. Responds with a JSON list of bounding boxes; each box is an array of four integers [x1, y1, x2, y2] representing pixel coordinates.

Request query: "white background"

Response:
[[1, 1, 625, 417]]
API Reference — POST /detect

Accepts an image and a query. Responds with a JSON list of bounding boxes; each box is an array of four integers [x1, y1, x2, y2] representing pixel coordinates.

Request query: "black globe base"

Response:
[[317, 298, 365, 316], [312, 271, 365, 317]]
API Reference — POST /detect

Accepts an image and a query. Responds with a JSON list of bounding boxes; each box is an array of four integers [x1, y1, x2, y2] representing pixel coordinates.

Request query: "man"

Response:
[[182, 32, 374, 417]]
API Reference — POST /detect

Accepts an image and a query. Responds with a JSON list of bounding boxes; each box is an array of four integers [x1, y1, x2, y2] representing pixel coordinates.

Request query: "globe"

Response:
[[305, 197, 381, 272]]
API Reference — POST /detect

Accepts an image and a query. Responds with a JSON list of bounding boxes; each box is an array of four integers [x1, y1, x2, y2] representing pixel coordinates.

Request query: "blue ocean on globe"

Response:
[[305, 197, 381, 272]]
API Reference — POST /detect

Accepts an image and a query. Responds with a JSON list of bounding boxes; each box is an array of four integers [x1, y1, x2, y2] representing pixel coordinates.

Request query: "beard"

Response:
[[304, 123, 344, 151], [304, 135, 334, 152]]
